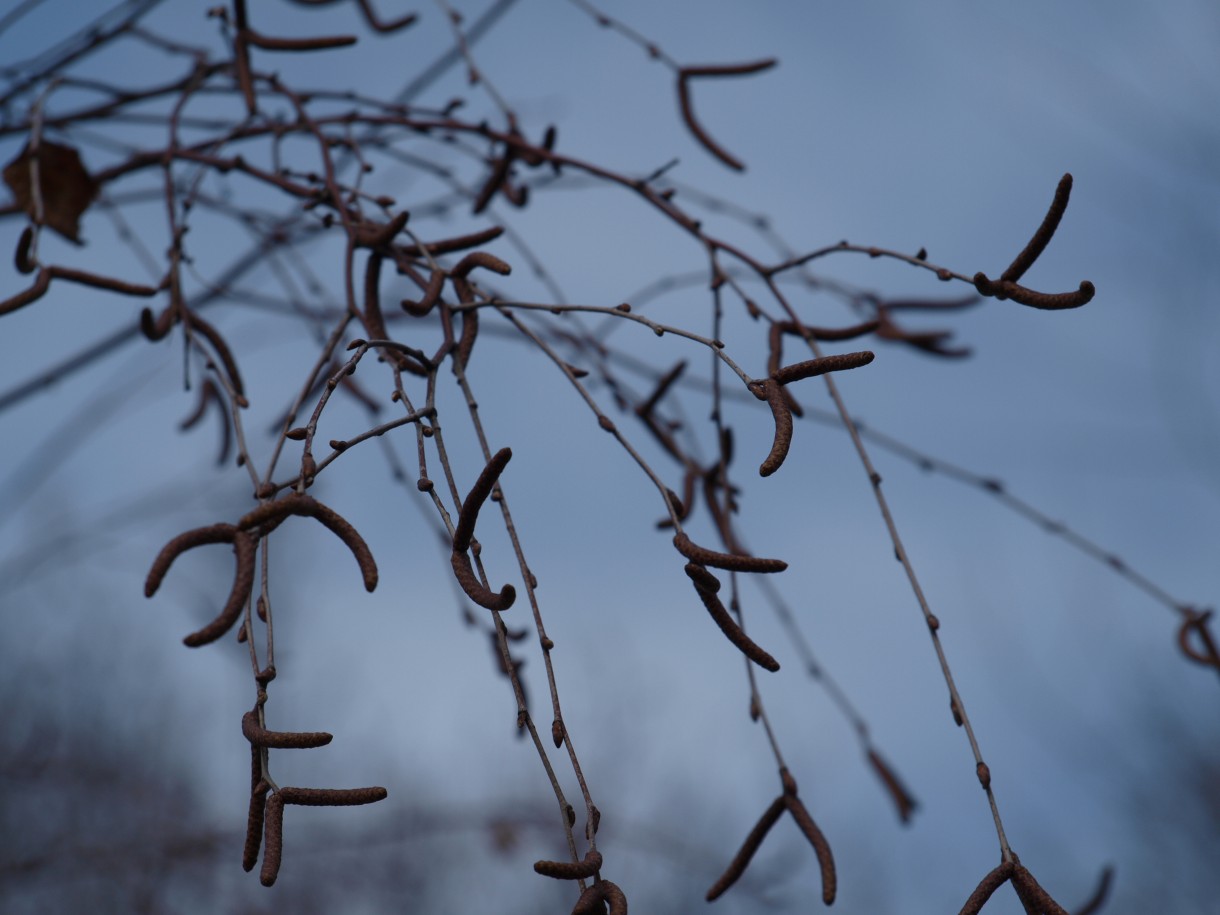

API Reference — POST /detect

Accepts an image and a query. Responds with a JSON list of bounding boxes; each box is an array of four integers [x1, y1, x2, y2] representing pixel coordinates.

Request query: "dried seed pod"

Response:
[[706, 796, 786, 901], [672, 533, 786, 574], [782, 794, 836, 905], [260, 792, 285, 887], [242, 710, 333, 749], [958, 861, 1014, 915], [533, 848, 602, 880]]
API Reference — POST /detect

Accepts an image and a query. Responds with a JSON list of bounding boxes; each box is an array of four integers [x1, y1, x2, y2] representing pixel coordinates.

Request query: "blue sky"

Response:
[[2, 1, 1218, 912]]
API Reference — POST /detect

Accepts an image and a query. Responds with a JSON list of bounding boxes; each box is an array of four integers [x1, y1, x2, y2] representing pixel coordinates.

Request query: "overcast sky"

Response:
[[2, 2, 1218, 913]]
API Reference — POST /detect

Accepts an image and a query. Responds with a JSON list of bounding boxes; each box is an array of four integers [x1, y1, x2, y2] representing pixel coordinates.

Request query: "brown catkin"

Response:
[[453, 448, 512, 551], [782, 795, 836, 905], [397, 225, 504, 258], [450, 549, 516, 612], [1001, 173, 1073, 284], [237, 493, 378, 592], [142, 526, 256, 648], [866, 748, 918, 824], [683, 562, 721, 594], [242, 779, 269, 872], [259, 793, 285, 887], [958, 862, 1014, 915], [1009, 862, 1070, 915], [688, 577, 780, 671], [772, 350, 874, 385], [759, 379, 793, 477], [401, 267, 445, 317], [532, 849, 602, 880], [241, 710, 333, 749], [15, 226, 35, 273], [706, 796, 786, 901], [973, 273, 1095, 310], [673, 533, 786, 574], [278, 786, 388, 806]]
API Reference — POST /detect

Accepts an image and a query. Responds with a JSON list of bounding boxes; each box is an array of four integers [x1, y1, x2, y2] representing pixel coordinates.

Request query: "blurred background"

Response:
[[1, 1, 1218, 912]]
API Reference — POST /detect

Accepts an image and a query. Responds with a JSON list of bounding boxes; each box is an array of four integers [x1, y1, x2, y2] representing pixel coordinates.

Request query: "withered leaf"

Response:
[[3, 140, 98, 243]]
